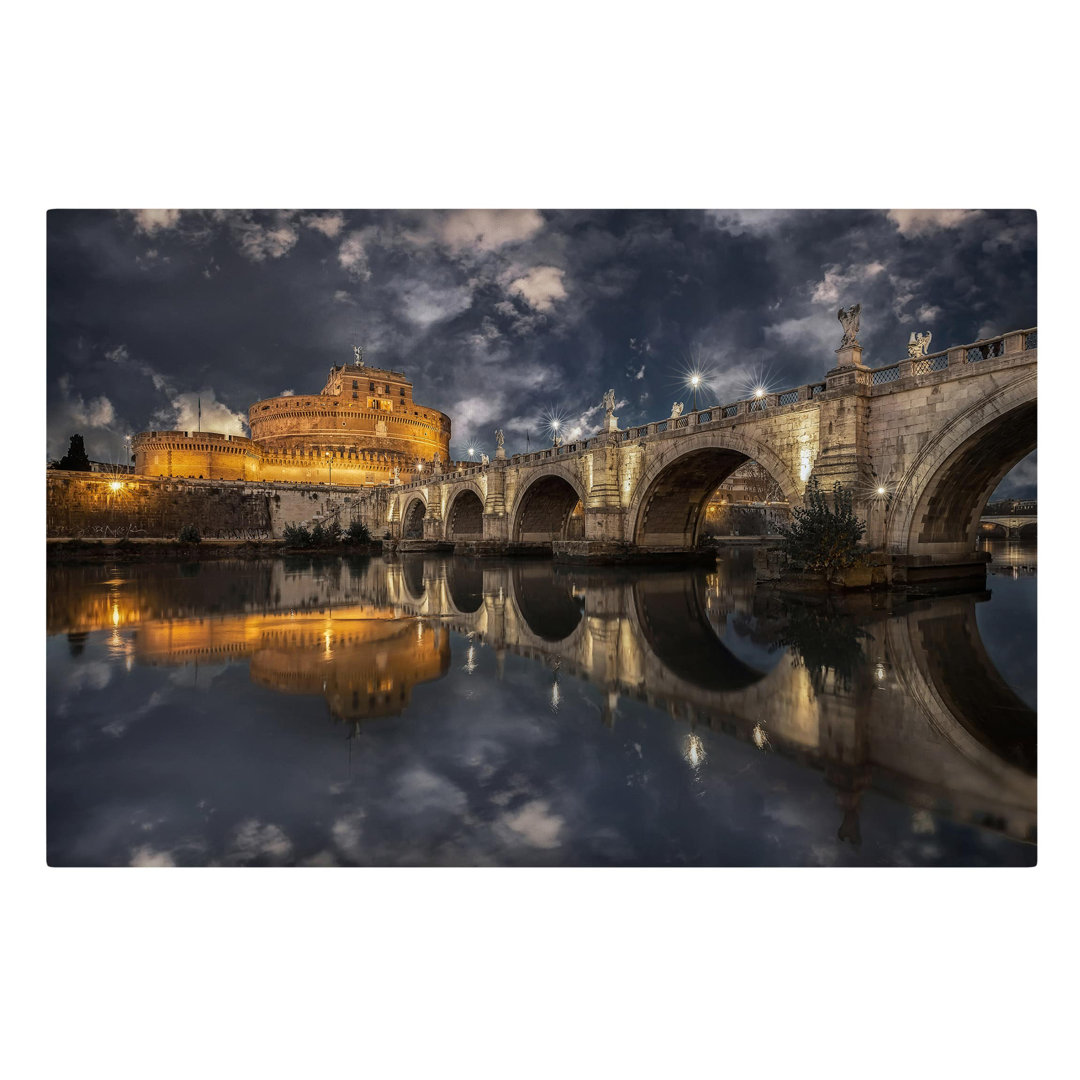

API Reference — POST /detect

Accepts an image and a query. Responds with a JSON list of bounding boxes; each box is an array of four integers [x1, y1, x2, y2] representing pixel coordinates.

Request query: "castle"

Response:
[[132, 354, 451, 487]]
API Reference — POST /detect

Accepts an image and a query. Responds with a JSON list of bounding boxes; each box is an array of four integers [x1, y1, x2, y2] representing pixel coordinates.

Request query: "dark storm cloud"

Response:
[[47, 208, 1036, 467]]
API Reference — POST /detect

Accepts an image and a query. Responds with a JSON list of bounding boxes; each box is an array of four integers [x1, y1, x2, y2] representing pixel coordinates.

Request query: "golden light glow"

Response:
[[109, 481, 123, 491], [877, 486, 886, 496], [684, 733, 706, 769], [753, 387, 766, 399], [752, 723, 770, 750]]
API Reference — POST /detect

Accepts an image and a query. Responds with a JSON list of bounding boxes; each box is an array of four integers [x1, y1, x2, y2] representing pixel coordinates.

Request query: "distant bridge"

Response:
[[356, 326, 1036, 586], [980, 503, 1036, 538]]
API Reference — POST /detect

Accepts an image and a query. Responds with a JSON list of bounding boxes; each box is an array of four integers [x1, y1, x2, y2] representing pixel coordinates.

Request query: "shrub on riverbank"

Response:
[[178, 524, 201, 544], [282, 520, 376, 550], [777, 479, 866, 583], [346, 520, 372, 544]]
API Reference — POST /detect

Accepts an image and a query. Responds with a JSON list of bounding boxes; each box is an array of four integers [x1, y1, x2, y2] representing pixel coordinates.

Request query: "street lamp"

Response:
[[551, 418, 561, 447], [690, 373, 702, 412]]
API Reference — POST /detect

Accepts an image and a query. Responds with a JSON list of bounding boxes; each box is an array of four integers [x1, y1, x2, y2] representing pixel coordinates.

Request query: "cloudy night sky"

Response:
[[46, 208, 1037, 495]]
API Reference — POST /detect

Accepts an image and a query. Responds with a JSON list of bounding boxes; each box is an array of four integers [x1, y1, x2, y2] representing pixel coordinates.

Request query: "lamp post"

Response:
[[690, 374, 701, 412], [551, 419, 561, 447]]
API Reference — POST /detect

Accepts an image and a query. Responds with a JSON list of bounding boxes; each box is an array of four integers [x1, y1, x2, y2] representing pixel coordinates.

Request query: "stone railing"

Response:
[[864, 325, 1036, 386]]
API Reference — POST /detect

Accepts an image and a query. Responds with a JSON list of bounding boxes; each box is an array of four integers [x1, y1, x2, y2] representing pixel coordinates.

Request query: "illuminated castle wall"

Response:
[[132, 359, 451, 487]]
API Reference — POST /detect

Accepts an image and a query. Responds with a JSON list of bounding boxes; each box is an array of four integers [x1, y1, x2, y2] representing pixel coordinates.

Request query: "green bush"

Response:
[[346, 520, 372, 544], [178, 524, 202, 544], [777, 478, 865, 582], [310, 520, 341, 547], [282, 522, 313, 548]]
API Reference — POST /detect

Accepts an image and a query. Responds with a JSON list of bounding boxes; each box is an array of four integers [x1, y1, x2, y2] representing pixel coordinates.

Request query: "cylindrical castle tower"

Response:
[[132, 355, 451, 487], [249, 361, 450, 486]]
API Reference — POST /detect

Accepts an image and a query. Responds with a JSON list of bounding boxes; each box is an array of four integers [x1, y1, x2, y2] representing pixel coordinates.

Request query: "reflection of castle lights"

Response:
[[112, 604, 120, 627], [752, 723, 770, 750], [323, 628, 333, 658], [684, 733, 706, 769]]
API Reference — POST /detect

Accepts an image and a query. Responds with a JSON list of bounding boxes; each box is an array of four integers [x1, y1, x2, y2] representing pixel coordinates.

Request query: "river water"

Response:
[[46, 541, 1036, 866]]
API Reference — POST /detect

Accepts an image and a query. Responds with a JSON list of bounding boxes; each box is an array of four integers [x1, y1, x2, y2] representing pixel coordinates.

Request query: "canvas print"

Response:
[[46, 209, 1036, 866]]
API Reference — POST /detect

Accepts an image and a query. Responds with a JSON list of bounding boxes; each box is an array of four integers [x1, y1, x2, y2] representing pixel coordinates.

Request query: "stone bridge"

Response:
[[360, 326, 1036, 583], [980, 511, 1036, 539]]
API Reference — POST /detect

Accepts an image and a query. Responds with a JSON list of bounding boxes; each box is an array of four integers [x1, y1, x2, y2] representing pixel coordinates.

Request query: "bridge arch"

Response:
[[510, 468, 587, 546], [445, 484, 485, 542], [401, 494, 427, 539], [886, 373, 1036, 556], [628, 432, 801, 548]]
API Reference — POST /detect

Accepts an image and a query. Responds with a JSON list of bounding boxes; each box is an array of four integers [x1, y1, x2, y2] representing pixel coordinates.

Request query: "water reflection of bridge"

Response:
[[49, 555, 1036, 843]]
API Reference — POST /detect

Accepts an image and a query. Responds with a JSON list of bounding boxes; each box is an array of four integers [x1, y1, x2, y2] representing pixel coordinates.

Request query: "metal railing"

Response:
[[967, 338, 1006, 363], [913, 352, 949, 375], [777, 389, 799, 406], [871, 364, 901, 385]]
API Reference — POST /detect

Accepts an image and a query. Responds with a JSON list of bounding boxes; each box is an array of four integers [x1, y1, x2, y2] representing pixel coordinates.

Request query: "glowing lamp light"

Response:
[[109, 481, 123, 491], [691, 375, 701, 387], [877, 486, 886, 495], [753, 387, 766, 399], [468, 447, 475, 457]]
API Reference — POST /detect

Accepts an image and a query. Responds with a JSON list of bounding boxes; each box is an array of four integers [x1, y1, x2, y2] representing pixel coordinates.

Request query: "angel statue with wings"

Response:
[[907, 331, 932, 359], [494, 428, 505, 448], [602, 388, 616, 417], [837, 304, 861, 347]]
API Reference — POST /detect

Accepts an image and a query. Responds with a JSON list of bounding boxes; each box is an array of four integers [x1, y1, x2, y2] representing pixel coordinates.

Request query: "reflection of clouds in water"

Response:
[[223, 819, 293, 865], [129, 845, 175, 867], [499, 800, 565, 849], [396, 765, 468, 816], [331, 812, 366, 861], [47, 558, 1037, 867], [103, 688, 169, 738], [66, 660, 112, 692]]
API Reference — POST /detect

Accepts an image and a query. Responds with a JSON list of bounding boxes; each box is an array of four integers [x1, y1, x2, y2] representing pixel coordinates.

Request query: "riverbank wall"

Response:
[[46, 471, 377, 540]]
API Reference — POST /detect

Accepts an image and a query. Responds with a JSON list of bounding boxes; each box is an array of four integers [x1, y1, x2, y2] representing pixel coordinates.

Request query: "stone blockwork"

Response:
[[372, 328, 1036, 575], [46, 472, 373, 539]]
